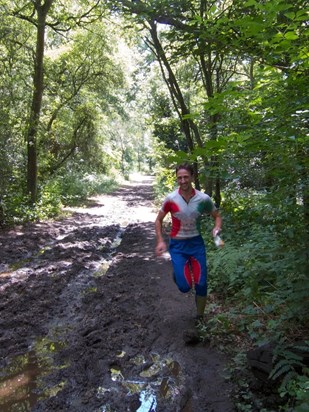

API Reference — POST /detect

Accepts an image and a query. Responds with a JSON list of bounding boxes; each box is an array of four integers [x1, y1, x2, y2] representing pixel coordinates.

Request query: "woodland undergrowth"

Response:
[[201, 188, 308, 412], [154, 173, 308, 411]]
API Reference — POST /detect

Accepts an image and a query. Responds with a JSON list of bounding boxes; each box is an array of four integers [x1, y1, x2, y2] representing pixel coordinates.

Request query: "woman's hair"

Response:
[[175, 163, 194, 175]]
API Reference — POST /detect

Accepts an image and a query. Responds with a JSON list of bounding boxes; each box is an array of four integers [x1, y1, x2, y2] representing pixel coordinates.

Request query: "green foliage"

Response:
[[1, 182, 62, 226], [40, 23, 125, 178], [0, 4, 148, 224], [207, 184, 308, 328], [56, 172, 118, 206], [0, 171, 118, 225], [269, 341, 309, 410], [149, 89, 188, 152], [152, 165, 176, 205], [199, 178, 308, 410]]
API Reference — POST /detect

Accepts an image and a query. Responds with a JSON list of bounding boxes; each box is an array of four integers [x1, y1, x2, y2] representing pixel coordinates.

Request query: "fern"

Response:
[[270, 360, 295, 381], [293, 342, 309, 353], [280, 370, 298, 392], [270, 341, 309, 401]]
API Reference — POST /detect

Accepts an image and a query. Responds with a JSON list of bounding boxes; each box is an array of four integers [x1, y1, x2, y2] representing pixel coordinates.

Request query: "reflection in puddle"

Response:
[[93, 261, 110, 277], [140, 362, 161, 378], [93, 228, 124, 279], [137, 388, 157, 412], [0, 351, 41, 411], [98, 353, 183, 412], [0, 336, 68, 411], [111, 230, 124, 250], [110, 367, 124, 382]]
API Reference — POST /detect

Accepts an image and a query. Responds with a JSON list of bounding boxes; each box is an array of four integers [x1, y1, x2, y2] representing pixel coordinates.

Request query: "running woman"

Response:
[[155, 163, 222, 322]]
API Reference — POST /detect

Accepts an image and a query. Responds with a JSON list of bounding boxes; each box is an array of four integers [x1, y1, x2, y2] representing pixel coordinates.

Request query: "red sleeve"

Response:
[[163, 200, 179, 214]]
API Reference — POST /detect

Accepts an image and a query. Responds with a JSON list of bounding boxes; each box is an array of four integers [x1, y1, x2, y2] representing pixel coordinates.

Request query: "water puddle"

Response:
[[93, 261, 110, 277], [110, 229, 124, 251], [97, 352, 184, 411], [92, 228, 124, 278], [0, 351, 43, 411], [137, 389, 157, 412], [0, 336, 68, 411]]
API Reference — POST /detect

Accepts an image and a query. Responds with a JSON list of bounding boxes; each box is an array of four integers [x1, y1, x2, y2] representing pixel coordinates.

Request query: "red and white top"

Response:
[[160, 188, 216, 239]]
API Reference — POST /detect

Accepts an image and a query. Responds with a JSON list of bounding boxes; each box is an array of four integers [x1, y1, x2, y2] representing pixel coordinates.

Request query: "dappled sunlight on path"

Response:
[[63, 174, 158, 226]]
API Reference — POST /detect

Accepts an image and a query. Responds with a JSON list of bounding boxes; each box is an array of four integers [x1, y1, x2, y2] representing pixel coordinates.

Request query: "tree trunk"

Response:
[[148, 20, 204, 189], [197, 5, 223, 203], [26, 0, 54, 203]]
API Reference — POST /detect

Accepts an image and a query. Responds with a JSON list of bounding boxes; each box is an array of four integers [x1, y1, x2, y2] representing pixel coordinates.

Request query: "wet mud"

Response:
[[0, 175, 235, 411]]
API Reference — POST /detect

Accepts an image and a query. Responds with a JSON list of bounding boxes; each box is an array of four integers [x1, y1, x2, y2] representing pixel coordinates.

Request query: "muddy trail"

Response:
[[0, 175, 235, 412]]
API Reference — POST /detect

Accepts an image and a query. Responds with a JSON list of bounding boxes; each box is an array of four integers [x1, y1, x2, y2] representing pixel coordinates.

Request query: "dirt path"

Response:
[[0, 175, 235, 412]]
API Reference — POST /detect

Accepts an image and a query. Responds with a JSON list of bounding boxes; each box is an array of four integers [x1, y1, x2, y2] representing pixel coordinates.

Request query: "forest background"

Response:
[[0, 1, 308, 410]]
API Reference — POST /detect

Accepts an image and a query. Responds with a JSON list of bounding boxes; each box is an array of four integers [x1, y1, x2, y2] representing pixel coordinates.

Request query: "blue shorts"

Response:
[[169, 235, 207, 296]]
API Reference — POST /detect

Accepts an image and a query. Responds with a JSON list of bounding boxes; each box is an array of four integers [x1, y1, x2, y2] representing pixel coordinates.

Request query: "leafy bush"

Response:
[[270, 341, 309, 411], [56, 172, 118, 206], [0, 172, 118, 225], [207, 183, 308, 328], [153, 166, 177, 205], [1, 180, 62, 225], [203, 183, 308, 410]]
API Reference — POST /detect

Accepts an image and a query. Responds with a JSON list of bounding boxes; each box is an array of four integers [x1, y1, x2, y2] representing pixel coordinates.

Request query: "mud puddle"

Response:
[[100, 353, 185, 412], [0, 339, 66, 411]]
